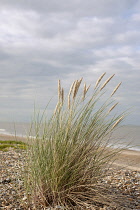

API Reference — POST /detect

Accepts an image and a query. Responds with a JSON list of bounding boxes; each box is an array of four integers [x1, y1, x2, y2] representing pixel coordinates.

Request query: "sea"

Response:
[[0, 121, 140, 151]]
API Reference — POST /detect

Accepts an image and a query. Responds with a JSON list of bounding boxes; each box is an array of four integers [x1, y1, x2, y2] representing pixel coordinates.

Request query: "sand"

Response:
[[112, 149, 140, 171], [0, 133, 140, 171], [0, 133, 27, 142]]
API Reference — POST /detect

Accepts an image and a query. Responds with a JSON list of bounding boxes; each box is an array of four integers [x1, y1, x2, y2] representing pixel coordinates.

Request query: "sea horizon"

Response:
[[0, 121, 140, 151]]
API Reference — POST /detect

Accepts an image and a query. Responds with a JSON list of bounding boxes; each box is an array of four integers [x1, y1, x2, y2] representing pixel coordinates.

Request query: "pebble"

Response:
[[0, 149, 140, 209]]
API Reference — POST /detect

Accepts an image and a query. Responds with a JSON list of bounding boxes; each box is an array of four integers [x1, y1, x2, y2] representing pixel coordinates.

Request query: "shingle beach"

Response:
[[0, 134, 140, 210]]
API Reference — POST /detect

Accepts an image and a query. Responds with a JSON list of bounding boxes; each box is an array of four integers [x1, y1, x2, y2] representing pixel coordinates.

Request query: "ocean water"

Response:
[[0, 122, 140, 151], [0, 122, 31, 137], [109, 125, 140, 151]]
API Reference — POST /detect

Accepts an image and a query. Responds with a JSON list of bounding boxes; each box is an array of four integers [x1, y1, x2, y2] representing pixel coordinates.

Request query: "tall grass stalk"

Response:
[[24, 74, 126, 209]]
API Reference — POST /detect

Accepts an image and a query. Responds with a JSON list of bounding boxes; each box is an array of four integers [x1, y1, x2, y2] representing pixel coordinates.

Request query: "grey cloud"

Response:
[[0, 1, 139, 124], [0, 51, 11, 61], [0, 0, 138, 17]]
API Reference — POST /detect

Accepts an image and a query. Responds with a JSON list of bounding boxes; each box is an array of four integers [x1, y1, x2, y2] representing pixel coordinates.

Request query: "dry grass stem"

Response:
[[100, 74, 115, 91], [108, 102, 119, 113], [68, 95, 70, 109], [94, 72, 106, 89], [76, 78, 83, 91], [58, 79, 61, 102], [68, 78, 82, 107], [83, 84, 91, 100], [68, 81, 76, 97], [61, 88, 64, 104], [72, 80, 77, 99], [111, 82, 122, 96], [83, 83, 87, 100], [54, 102, 59, 115], [78, 77, 83, 87], [73, 80, 79, 99], [86, 84, 90, 93], [112, 116, 124, 129]]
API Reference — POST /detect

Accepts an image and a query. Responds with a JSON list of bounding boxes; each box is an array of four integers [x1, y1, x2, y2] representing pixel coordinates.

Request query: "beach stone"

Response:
[[1, 178, 11, 184], [1, 149, 140, 209], [22, 196, 27, 201]]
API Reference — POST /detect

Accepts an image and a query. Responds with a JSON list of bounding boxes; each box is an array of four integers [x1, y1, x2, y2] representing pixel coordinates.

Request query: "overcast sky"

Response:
[[0, 0, 140, 125]]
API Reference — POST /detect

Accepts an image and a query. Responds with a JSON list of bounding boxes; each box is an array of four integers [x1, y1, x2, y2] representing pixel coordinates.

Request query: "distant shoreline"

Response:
[[111, 149, 140, 171], [0, 133, 27, 142], [0, 133, 140, 171], [0, 123, 140, 150]]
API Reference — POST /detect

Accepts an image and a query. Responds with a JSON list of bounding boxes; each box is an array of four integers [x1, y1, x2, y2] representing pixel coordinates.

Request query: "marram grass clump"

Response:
[[24, 73, 126, 209]]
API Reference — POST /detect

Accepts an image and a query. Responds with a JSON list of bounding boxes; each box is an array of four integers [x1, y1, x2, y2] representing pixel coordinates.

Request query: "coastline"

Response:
[[0, 133, 140, 171], [112, 149, 140, 171], [0, 133, 27, 142]]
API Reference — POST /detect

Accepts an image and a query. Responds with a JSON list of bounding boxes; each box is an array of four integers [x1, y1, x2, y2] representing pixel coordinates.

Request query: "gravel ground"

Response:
[[0, 149, 140, 210]]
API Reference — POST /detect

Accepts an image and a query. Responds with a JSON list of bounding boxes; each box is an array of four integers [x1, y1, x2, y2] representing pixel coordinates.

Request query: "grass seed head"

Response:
[[58, 79, 61, 102], [112, 116, 124, 129], [82, 84, 91, 100], [61, 88, 64, 105], [86, 84, 90, 93], [54, 102, 59, 115], [76, 78, 83, 92], [100, 74, 115, 91], [108, 102, 119, 113], [68, 81, 76, 97], [94, 72, 106, 89], [78, 77, 83, 87], [111, 82, 122, 96], [83, 83, 87, 100], [73, 80, 80, 99], [68, 95, 71, 109]]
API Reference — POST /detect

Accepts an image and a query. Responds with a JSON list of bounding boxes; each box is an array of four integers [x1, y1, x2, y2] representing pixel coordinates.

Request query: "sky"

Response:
[[0, 0, 140, 125]]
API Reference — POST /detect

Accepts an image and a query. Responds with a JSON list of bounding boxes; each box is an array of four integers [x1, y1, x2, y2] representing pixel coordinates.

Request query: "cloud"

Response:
[[0, 0, 138, 17], [0, 1, 139, 124]]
